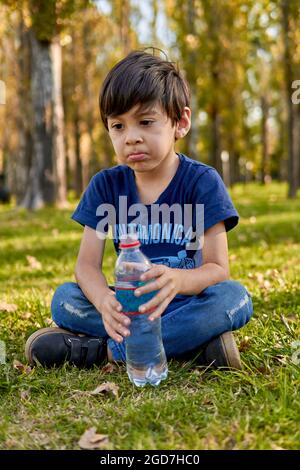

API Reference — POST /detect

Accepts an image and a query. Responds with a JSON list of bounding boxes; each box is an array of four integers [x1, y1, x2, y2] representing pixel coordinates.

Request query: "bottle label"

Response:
[[115, 280, 158, 315]]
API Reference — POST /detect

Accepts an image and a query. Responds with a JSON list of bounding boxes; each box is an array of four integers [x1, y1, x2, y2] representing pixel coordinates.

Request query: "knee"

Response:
[[208, 280, 253, 328], [221, 280, 253, 328], [51, 282, 80, 326]]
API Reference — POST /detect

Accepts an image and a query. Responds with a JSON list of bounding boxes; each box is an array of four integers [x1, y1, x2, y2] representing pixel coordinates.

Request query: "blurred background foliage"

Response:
[[0, 0, 300, 209]]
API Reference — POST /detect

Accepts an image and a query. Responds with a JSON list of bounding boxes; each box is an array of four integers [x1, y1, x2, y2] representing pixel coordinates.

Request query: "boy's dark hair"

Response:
[[99, 48, 190, 132]]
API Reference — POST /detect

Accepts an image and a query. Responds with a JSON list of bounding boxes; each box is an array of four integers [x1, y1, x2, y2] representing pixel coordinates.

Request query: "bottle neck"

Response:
[[120, 246, 140, 253]]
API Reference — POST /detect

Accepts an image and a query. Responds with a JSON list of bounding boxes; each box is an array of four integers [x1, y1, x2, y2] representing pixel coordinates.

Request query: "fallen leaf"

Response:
[[52, 229, 59, 236], [249, 216, 256, 224], [101, 363, 116, 374], [239, 336, 251, 352], [256, 365, 271, 374], [270, 443, 285, 450], [274, 355, 288, 365], [202, 397, 213, 405], [26, 255, 42, 270], [20, 389, 30, 401], [90, 382, 119, 398], [4, 439, 18, 449], [22, 312, 32, 320], [0, 302, 18, 312], [78, 427, 109, 450], [13, 360, 32, 375]]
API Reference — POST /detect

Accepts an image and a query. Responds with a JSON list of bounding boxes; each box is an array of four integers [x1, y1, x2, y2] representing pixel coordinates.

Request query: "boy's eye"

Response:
[[111, 119, 154, 130], [140, 120, 153, 125]]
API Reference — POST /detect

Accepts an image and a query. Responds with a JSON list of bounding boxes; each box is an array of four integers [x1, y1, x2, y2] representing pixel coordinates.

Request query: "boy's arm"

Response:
[[75, 226, 131, 342], [74, 226, 112, 312], [177, 221, 230, 295]]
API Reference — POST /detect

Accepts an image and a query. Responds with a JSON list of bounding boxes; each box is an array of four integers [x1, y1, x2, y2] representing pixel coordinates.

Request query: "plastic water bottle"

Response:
[[114, 232, 168, 387]]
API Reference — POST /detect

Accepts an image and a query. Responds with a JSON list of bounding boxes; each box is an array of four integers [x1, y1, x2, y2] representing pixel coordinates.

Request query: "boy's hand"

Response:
[[98, 290, 130, 343], [134, 265, 182, 321]]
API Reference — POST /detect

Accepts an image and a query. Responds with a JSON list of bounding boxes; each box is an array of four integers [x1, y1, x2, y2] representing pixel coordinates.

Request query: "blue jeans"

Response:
[[51, 280, 253, 362]]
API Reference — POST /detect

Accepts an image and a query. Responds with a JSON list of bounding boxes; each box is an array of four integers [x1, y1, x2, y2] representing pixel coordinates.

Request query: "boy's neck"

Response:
[[133, 150, 180, 188]]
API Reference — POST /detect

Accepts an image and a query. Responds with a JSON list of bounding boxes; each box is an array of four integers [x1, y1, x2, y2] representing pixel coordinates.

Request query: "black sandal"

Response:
[[25, 327, 107, 368]]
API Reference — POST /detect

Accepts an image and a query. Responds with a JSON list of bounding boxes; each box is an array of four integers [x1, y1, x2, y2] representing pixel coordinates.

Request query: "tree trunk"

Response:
[[82, 18, 97, 178], [297, 104, 300, 190], [51, 35, 67, 207], [120, 0, 131, 54], [73, 109, 83, 197], [21, 29, 55, 209], [260, 95, 269, 184], [231, 151, 241, 185], [206, 1, 222, 176], [21, 29, 67, 209], [210, 104, 222, 175], [70, 30, 83, 197], [15, 14, 33, 204], [281, 0, 297, 198], [294, 103, 300, 192], [184, 0, 198, 160], [150, 0, 158, 45]]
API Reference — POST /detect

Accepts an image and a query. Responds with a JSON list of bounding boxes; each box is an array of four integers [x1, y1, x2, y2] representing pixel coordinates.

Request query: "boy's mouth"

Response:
[[127, 153, 147, 162]]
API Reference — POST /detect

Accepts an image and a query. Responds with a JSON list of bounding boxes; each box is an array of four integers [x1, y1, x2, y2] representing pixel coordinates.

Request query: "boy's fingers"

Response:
[[139, 284, 170, 312], [109, 317, 130, 338], [109, 329, 123, 343], [149, 297, 170, 321], [141, 264, 164, 281], [112, 310, 131, 326], [111, 298, 122, 311], [135, 280, 157, 297]]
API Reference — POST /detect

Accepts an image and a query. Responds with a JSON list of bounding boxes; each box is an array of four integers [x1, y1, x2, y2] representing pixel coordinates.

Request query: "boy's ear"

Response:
[[175, 107, 191, 140]]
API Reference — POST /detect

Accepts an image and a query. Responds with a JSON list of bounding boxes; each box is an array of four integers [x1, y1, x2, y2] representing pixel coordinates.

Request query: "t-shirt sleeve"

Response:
[[193, 168, 239, 232], [71, 172, 109, 232]]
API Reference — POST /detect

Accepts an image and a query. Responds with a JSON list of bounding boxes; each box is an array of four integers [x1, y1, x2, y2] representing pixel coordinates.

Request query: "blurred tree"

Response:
[[1, 0, 91, 208], [165, 0, 252, 183], [281, 0, 299, 198]]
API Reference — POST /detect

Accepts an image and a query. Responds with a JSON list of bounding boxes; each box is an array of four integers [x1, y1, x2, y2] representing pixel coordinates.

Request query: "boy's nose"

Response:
[[125, 131, 143, 145]]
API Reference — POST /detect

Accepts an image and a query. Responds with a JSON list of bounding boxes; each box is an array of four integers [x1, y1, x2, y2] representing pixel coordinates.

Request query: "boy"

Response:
[[25, 49, 253, 369]]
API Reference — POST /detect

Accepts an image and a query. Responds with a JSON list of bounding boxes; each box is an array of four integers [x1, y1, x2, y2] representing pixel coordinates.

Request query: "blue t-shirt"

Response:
[[72, 152, 238, 271]]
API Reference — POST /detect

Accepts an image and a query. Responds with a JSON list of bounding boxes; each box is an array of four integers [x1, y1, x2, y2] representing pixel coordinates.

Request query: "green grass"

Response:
[[0, 182, 299, 450]]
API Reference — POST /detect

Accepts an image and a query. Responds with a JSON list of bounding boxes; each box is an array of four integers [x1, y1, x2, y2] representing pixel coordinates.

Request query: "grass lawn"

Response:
[[0, 182, 299, 450]]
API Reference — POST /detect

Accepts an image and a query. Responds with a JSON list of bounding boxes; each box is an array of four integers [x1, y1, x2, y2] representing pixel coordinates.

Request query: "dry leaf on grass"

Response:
[[26, 255, 42, 270], [13, 360, 32, 375], [270, 443, 285, 450], [90, 382, 119, 398], [22, 312, 32, 320], [239, 336, 251, 352], [20, 389, 30, 401], [101, 363, 116, 374], [0, 302, 18, 312], [78, 427, 109, 450], [274, 355, 288, 365]]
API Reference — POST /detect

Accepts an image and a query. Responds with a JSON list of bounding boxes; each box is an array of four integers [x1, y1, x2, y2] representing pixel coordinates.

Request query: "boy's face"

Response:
[[107, 102, 190, 174]]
